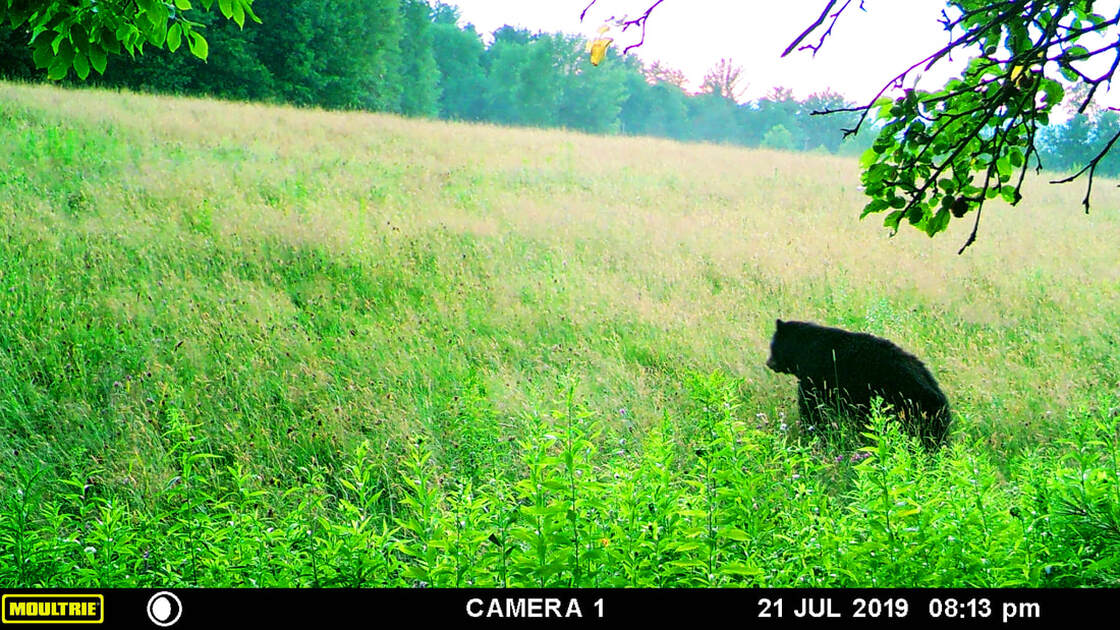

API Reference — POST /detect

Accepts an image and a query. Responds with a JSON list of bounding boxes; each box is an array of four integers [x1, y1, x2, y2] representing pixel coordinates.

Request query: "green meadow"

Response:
[[1, 81, 1118, 587]]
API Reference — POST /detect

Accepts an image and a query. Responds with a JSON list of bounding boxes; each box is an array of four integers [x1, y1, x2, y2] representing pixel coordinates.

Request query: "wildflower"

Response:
[[600, 538, 610, 548]]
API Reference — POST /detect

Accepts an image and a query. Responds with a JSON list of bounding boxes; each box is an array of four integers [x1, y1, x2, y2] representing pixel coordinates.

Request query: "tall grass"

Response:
[[1, 81, 1119, 586], [2, 376, 1118, 586]]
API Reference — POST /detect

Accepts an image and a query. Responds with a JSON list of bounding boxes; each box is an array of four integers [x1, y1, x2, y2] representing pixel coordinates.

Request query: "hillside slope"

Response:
[[2, 82, 1119, 587]]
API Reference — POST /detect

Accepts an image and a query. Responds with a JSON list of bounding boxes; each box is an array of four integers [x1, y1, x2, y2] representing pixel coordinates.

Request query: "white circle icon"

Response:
[[146, 592, 182, 627]]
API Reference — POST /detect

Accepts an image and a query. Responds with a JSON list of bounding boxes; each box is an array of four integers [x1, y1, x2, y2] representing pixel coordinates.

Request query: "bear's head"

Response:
[[765, 318, 797, 374]]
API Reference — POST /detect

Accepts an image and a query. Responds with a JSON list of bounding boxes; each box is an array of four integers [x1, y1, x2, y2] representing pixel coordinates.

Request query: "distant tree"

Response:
[[800, 89, 854, 153], [1038, 87, 1120, 178], [399, 0, 440, 117], [347, 0, 404, 112], [761, 123, 795, 151], [250, 0, 403, 111], [643, 60, 685, 87], [431, 5, 488, 120], [482, 28, 535, 124], [490, 25, 533, 47], [688, 91, 740, 144], [649, 82, 691, 140], [618, 58, 663, 134], [0, 24, 35, 79], [250, 1, 320, 105], [555, 35, 628, 133], [483, 30, 567, 127], [749, 87, 799, 146], [631, 80, 691, 139], [517, 34, 564, 127], [699, 57, 746, 102], [99, 8, 272, 101]]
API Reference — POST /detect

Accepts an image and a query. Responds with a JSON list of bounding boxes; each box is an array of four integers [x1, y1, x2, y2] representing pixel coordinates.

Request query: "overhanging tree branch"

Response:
[[782, 0, 862, 57], [585, 1, 1120, 252]]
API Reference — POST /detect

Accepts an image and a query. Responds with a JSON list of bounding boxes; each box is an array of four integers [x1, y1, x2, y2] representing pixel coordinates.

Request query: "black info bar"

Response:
[[0, 588, 1109, 627]]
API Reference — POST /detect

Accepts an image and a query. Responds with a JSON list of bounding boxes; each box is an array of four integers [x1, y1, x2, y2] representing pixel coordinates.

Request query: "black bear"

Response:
[[765, 319, 951, 449]]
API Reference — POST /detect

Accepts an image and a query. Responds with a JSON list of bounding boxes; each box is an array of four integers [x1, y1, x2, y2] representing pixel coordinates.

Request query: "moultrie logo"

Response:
[[2, 594, 104, 624]]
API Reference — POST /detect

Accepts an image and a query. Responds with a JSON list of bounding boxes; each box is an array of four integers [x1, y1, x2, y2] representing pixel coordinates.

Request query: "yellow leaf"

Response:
[[589, 37, 612, 66], [1009, 64, 1037, 89]]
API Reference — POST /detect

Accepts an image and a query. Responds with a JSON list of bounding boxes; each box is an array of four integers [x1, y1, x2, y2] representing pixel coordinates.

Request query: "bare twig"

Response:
[[797, 0, 855, 57], [783, 0, 840, 57], [958, 206, 984, 254], [1050, 127, 1120, 212], [618, 0, 667, 54], [580, 1, 597, 22]]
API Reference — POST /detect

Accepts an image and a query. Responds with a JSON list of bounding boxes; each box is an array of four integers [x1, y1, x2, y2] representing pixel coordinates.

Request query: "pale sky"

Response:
[[449, 0, 964, 103], [448, 0, 1120, 109]]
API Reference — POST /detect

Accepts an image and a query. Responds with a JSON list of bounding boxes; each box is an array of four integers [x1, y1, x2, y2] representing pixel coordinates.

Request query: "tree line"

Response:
[[0, 1, 861, 154], [0, 0, 1112, 173]]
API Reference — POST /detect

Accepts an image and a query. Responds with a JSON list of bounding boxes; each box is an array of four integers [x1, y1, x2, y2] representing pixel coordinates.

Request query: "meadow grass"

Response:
[[1, 81, 1119, 586]]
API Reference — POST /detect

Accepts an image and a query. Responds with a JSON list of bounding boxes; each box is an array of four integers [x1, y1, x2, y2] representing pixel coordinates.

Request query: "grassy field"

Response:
[[1, 81, 1119, 587]]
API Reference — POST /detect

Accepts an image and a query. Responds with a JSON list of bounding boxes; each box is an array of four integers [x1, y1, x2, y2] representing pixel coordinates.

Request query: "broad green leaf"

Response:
[[719, 527, 751, 541], [905, 203, 924, 224], [1040, 79, 1064, 107], [72, 50, 89, 80], [32, 40, 52, 68], [1066, 44, 1089, 61], [859, 147, 878, 169], [47, 56, 69, 80], [148, 22, 167, 47], [925, 208, 950, 236], [167, 23, 182, 52], [88, 44, 106, 73], [188, 31, 209, 59], [860, 198, 889, 218], [54, 38, 74, 66], [996, 156, 1011, 179], [241, 0, 263, 24], [720, 562, 763, 576], [882, 210, 904, 230], [232, 1, 246, 28]]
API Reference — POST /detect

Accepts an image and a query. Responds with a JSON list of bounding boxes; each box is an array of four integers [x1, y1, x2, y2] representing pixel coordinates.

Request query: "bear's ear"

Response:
[[775, 318, 785, 328]]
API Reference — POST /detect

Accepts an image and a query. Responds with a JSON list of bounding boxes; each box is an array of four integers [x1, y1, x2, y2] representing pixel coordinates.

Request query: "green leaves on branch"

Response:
[[845, 1, 1113, 252], [860, 61, 1052, 246], [0, 0, 260, 81]]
